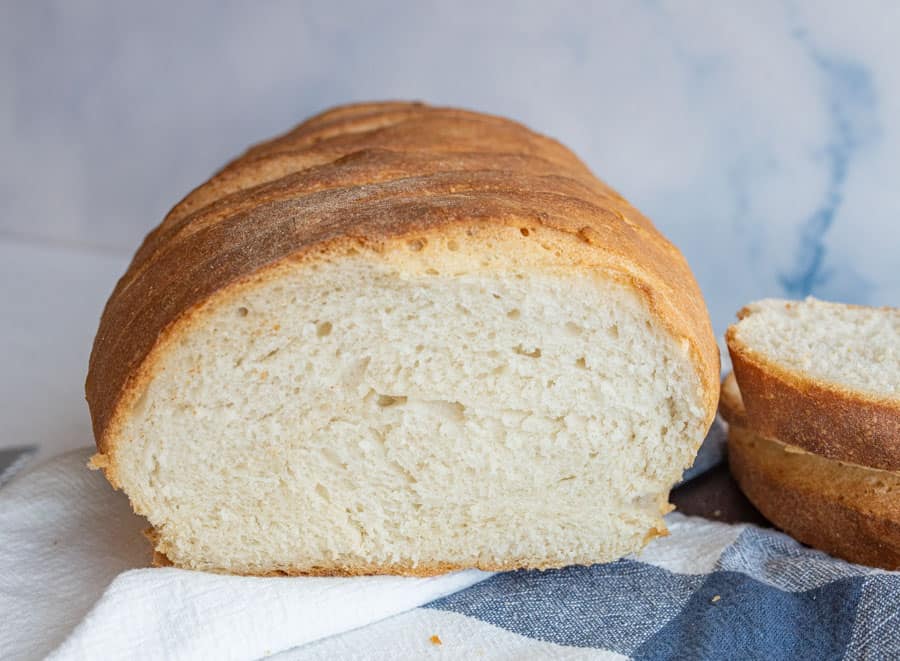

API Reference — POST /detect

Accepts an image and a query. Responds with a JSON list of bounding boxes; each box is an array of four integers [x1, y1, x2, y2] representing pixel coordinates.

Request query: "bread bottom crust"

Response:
[[728, 424, 900, 571], [146, 527, 669, 577]]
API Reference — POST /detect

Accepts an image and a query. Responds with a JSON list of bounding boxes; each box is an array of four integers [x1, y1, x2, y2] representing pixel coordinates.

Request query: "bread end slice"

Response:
[[726, 298, 900, 471], [721, 373, 900, 570]]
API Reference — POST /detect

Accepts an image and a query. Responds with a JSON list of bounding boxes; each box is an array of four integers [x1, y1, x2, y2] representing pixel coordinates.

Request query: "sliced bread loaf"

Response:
[[86, 102, 719, 576], [726, 298, 900, 470], [721, 373, 900, 570]]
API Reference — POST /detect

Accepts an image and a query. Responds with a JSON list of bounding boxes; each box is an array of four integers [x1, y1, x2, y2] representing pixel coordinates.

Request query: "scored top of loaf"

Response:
[[86, 101, 719, 450]]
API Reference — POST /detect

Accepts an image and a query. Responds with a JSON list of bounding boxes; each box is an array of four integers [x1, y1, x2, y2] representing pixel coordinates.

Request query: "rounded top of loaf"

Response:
[[86, 101, 719, 450]]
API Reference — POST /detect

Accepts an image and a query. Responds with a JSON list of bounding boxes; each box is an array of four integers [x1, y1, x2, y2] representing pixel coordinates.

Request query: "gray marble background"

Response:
[[2, 1, 898, 345]]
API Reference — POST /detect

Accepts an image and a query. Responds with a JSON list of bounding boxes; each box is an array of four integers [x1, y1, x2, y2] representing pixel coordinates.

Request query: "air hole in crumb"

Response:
[[558, 475, 576, 482], [237, 307, 249, 317], [513, 345, 541, 358], [314, 483, 330, 502], [317, 321, 332, 337], [407, 238, 426, 251], [321, 448, 346, 469], [507, 309, 521, 320], [426, 268, 439, 276], [492, 293, 501, 299], [447, 239, 459, 251], [575, 357, 588, 370], [377, 394, 407, 407], [415, 344, 424, 353], [520, 227, 530, 237], [609, 324, 620, 339], [565, 321, 582, 335]]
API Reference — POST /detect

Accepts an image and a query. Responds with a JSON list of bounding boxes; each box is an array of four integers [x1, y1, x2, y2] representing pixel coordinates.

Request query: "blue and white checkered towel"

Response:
[[2, 448, 898, 660]]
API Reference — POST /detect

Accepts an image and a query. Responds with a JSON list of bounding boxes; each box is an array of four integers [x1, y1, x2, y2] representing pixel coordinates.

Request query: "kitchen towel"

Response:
[[2, 448, 897, 660]]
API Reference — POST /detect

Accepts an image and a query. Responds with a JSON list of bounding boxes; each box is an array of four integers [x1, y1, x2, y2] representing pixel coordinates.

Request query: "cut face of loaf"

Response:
[[86, 102, 719, 575], [111, 230, 708, 574], [726, 298, 900, 470]]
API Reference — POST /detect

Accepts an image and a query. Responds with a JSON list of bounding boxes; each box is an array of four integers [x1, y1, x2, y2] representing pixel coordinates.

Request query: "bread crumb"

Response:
[[713, 509, 722, 518], [711, 594, 721, 603], [429, 634, 442, 645], [87, 453, 109, 470]]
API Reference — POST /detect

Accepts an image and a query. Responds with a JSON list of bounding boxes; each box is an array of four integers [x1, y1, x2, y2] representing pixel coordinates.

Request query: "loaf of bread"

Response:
[[727, 298, 900, 470], [86, 102, 719, 575], [721, 373, 900, 570]]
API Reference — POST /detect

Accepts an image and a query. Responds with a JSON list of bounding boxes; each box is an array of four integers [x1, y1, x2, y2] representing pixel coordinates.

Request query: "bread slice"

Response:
[[86, 102, 719, 576], [721, 373, 900, 570], [726, 298, 900, 470]]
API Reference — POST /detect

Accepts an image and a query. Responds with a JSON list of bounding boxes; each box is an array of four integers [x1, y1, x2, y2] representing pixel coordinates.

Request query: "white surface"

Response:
[[0, 239, 127, 459], [0, 448, 489, 661]]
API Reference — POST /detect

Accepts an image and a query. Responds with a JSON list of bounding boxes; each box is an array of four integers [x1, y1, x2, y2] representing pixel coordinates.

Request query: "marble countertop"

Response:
[[0, 239, 128, 459]]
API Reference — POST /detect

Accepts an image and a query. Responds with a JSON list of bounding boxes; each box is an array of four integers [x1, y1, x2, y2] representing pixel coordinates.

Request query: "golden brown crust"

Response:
[[726, 319, 900, 471], [728, 426, 900, 571], [86, 101, 719, 462], [722, 372, 900, 570]]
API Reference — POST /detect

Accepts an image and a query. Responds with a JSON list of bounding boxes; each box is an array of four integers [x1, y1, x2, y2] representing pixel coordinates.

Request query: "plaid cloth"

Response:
[[289, 514, 900, 660]]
